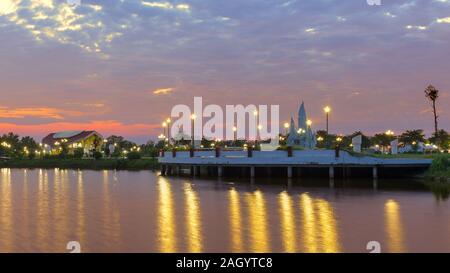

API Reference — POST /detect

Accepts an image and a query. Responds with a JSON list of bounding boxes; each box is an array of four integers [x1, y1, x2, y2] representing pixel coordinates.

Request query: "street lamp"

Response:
[[232, 126, 237, 142], [284, 122, 289, 135], [191, 114, 196, 147], [307, 119, 312, 127], [166, 118, 171, 143], [385, 130, 395, 136], [324, 106, 331, 149]]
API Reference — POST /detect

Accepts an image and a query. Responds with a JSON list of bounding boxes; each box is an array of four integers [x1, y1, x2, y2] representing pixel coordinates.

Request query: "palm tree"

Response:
[[424, 85, 439, 140]]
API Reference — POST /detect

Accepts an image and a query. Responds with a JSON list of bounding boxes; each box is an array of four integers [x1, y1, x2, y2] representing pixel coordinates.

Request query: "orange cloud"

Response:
[[153, 87, 174, 95], [0, 106, 83, 119], [0, 120, 159, 139]]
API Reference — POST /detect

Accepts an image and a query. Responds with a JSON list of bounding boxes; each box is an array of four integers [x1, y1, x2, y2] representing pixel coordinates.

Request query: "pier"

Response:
[[158, 149, 432, 179]]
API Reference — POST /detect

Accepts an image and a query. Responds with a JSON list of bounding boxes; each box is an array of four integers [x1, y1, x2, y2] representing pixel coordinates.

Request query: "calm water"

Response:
[[0, 168, 449, 253]]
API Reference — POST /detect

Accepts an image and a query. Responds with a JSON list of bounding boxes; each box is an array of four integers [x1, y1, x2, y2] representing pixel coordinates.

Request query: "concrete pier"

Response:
[[329, 166, 335, 179], [372, 166, 378, 179], [287, 166, 293, 178], [158, 150, 431, 179]]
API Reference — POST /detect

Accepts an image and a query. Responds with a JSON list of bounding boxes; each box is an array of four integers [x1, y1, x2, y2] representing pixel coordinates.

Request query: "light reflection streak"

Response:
[[184, 183, 203, 252], [279, 191, 296, 252], [229, 188, 243, 252], [157, 177, 177, 252], [245, 190, 270, 253], [385, 199, 405, 253]]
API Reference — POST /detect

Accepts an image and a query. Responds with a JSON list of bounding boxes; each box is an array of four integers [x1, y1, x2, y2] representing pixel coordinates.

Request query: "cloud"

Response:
[[153, 87, 174, 95], [0, 106, 83, 120], [436, 16, 450, 23], [141, 1, 190, 12]]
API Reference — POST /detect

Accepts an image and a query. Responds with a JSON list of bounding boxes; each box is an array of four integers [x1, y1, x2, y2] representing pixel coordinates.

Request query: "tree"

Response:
[[424, 85, 439, 141], [429, 130, 449, 150], [399, 130, 425, 150]]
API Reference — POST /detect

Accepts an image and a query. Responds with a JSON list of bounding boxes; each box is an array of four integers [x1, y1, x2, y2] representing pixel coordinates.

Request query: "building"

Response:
[[42, 130, 103, 154], [286, 101, 316, 149]]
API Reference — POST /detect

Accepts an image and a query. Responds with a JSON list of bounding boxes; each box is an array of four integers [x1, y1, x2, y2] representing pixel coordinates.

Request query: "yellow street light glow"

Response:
[[307, 119, 312, 126], [385, 130, 395, 136], [191, 114, 197, 120], [284, 122, 289, 129], [324, 106, 331, 113], [336, 137, 342, 142], [166, 118, 171, 123], [257, 124, 263, 130], [317, 136, 324, 141], [162, 122, 167, 127], [232, 126, 237, 132], [253, 110, 258, 116]]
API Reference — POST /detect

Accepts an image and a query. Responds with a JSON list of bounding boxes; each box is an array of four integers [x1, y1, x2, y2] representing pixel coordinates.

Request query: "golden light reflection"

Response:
[[157, 177, 177, 252], [77, 171, 86, 246], [299, 193, 340, 253], [102, 170, 121, 248], [184, 183, 203, 253], [279, 191, 296, 252], [0, 169, 12, 251], [300, 193, 317, 253], [245, 190, 271, 253], [385, 199, 405, 253], [37, 169, 49, 250], [316, 199, 340, 253], [229, 188, 243, 252]]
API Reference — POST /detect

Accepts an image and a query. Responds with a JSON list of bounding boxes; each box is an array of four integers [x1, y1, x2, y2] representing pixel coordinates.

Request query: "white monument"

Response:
[[390, 139, 398, 155], [352, 135, 362, 153]]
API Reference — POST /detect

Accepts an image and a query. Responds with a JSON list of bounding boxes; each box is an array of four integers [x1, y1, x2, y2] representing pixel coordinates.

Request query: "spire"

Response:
[[298, 101, 307, 130]]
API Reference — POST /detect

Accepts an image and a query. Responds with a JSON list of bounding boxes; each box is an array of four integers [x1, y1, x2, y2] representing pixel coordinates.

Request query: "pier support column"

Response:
[[194, 166, 199, 177], [287, 166, 293, 178], [161, 165, 166, 176], [190, 166, 195, 177], [167, 166, 172, 176], [329, 166, 335, 179], [218, 166, 223, 177], [267, 167, 272, 176], [372, 166, 378, 179], [250, 166, 255, 178]]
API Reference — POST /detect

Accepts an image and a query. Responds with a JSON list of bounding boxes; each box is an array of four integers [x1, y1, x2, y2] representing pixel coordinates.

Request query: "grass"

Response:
[[425, 154, 450, 179], [0, 158, 160, 170], [370, 153, 449, 159]]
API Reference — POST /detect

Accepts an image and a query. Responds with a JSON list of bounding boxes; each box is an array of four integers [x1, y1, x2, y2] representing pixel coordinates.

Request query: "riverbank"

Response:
[[0, 158, 160, 170], [425, 154, 450, 180]]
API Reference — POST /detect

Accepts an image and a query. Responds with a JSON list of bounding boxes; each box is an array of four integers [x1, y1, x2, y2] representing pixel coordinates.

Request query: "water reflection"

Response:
[[184, 182, 203, 252], [278, 191, 296, 252], [299, 193, 340, 253], [0, 169, 12, 251], [385, 199, 405, 252], [245, 190, 271, 253], [157, 177, 177, 252], [228, 188, 243, 252], [0, 169, 447, 252]]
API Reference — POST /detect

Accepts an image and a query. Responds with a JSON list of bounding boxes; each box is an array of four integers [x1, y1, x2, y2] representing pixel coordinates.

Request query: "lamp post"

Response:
[[284, 122, 289, 135], [257, 124, 263, 141], [166, 118, 171, 144], [232, 126, 237, 143], [323, 106, 331, 148], [162, 121, 167, 141], [191, 114, 196, 147]]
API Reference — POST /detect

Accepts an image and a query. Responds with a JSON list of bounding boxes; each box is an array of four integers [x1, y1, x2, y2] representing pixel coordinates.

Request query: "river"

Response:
[[0, 168, 449, 253]]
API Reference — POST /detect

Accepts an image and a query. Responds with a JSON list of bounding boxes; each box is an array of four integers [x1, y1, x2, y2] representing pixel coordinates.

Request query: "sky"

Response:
[[0, 0, 449, 143]]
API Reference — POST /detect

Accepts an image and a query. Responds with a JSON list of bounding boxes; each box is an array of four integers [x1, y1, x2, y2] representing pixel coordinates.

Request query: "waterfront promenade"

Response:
[[159, 149, 432, 179]]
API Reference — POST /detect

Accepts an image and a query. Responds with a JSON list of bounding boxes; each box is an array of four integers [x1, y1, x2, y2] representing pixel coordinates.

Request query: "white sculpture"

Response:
[[391, 139, 398, 155], [352, 135, 362, 153]]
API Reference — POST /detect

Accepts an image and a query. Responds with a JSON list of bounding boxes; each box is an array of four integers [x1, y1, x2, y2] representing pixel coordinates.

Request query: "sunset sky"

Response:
[[1, 0, 449, 143]]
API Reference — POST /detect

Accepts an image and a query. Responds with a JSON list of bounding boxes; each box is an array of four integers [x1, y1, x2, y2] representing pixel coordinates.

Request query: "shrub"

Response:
[[93, 151, 103, 160], [127, 151, 142, 160], [73, 148, 84, 159]]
